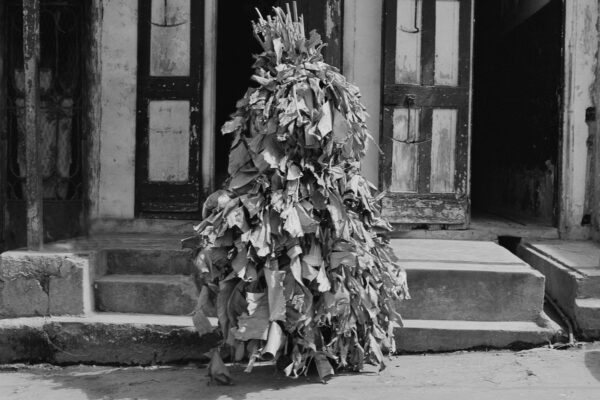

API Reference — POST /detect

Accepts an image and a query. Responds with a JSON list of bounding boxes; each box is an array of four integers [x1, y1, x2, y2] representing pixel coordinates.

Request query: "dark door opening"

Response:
[[214, 0, 342, 190], [472, 0, 563, 227], [214, 0, 277, 189]]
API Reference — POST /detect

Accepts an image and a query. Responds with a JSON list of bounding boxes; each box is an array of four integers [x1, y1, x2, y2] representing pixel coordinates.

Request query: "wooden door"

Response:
[[381, 0, 473, 226], [136, 0, 203, 217]]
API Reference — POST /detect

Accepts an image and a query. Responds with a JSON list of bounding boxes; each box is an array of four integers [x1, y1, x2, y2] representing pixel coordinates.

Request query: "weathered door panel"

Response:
[[136, 0, 204, 217], [381, 0, 472, 226]]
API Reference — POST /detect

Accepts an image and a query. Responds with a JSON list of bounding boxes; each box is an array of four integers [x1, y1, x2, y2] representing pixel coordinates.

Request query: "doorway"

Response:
[[472, 0, 563, 227], [2, 0, 89, 249], [135, 0, 204, 218], [214, 0, 277, 189]]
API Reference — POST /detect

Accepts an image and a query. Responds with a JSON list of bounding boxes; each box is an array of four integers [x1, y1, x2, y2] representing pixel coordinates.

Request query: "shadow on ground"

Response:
[[585, 350, 600, 382], [23, 363, 354, 400]]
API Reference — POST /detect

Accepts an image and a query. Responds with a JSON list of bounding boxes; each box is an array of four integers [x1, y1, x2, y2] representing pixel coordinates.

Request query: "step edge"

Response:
[[401, 318, 559, 332], [402, 263, 544, 275], [0, 313, 216, 329], [575, 298, 600, 308], [519, 243, 591, 279], [94, 274, 196, 283]]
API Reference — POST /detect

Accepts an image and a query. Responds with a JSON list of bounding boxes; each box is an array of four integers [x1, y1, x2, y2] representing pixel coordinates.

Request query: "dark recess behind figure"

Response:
[[472, 0, 562, 225], [215, 0, 277, 189], [214, 0, 341, 190]]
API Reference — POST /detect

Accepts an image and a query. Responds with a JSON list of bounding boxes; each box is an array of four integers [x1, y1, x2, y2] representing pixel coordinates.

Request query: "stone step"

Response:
[[103, 248, 194, 275], [94, 275, 198, 315], [518, 240, 600, 340], [0, 314, 561, 365], [395, 316, 562, 353], [98, 240, 545, 322], [574, 299, 600, 336], [390, 239, 545, 322], [0, 314, 220, 365], [396, 262, 545, 322]]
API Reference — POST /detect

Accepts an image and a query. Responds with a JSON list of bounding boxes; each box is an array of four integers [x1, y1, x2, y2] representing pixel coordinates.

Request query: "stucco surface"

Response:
[[0, 252, 89, 317], [343, 0, 383, 186], [560, 0, 598, 239], [97, 0, 138, 218]]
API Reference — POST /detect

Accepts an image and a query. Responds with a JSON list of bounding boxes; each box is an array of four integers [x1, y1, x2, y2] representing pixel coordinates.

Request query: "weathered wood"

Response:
[[383, 85, 468, 107], [417, 107, 433, 193], [87, 0, 103, 222], [0, 1, 7, 250], [380, 193, 468, 224], [202, 0, 218, 194], [390, 107, 420, 192], [148, 100, 190, 182], [394, 0, 422, 84], [430, 109, 457, 193], [23, 0, 43, 249], [434, 0, 460, 86], [420, 0, 436, 86], [381, 0, 472, 226]]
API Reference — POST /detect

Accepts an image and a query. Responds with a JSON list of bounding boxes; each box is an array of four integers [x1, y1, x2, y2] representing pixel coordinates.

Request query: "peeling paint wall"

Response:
[[343, 0, 383, 186], [90, 0, 138, 219], [560, 0, 598, 239]]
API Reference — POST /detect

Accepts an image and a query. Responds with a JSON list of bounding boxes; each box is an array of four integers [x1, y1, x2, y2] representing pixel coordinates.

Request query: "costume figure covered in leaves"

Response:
[[192, 5, 409, 383]]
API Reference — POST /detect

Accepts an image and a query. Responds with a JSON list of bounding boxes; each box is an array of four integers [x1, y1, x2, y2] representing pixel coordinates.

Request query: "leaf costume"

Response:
[[192, 5, 409, 382]]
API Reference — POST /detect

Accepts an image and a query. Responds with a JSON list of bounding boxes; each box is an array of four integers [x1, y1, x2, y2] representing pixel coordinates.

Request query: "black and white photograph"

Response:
[[0, 1, 599, 399]]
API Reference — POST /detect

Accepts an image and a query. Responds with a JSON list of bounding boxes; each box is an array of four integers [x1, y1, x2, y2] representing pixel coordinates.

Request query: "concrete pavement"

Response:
[[1, 343, 600, 400]]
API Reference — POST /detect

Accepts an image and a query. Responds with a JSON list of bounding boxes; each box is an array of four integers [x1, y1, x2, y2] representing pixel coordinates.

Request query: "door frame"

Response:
[[135, 0, 205, 218]]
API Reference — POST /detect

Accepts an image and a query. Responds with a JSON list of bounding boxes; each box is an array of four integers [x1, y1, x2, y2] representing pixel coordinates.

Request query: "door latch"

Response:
[[400, 0, 420, 33]]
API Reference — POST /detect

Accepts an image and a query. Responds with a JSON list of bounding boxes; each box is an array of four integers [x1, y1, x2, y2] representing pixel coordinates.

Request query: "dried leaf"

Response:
[[316, 265, 331, 292], [234, 292, 270, 341], [192, 299, 214, 336], [317, 101, 333, 137], [265, 268, 287, 321], [208, 350, 233, 385], [314, 352, 334, 381]]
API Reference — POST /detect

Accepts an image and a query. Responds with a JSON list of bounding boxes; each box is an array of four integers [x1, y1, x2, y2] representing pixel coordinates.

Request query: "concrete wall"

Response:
[[343, 0, 383, 186], [89, 0, 138, 220], [560, 0, 598, 239]]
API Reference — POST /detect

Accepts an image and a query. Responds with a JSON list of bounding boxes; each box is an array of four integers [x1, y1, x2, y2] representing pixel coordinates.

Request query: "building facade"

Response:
[[0, 0, 599, 249]]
